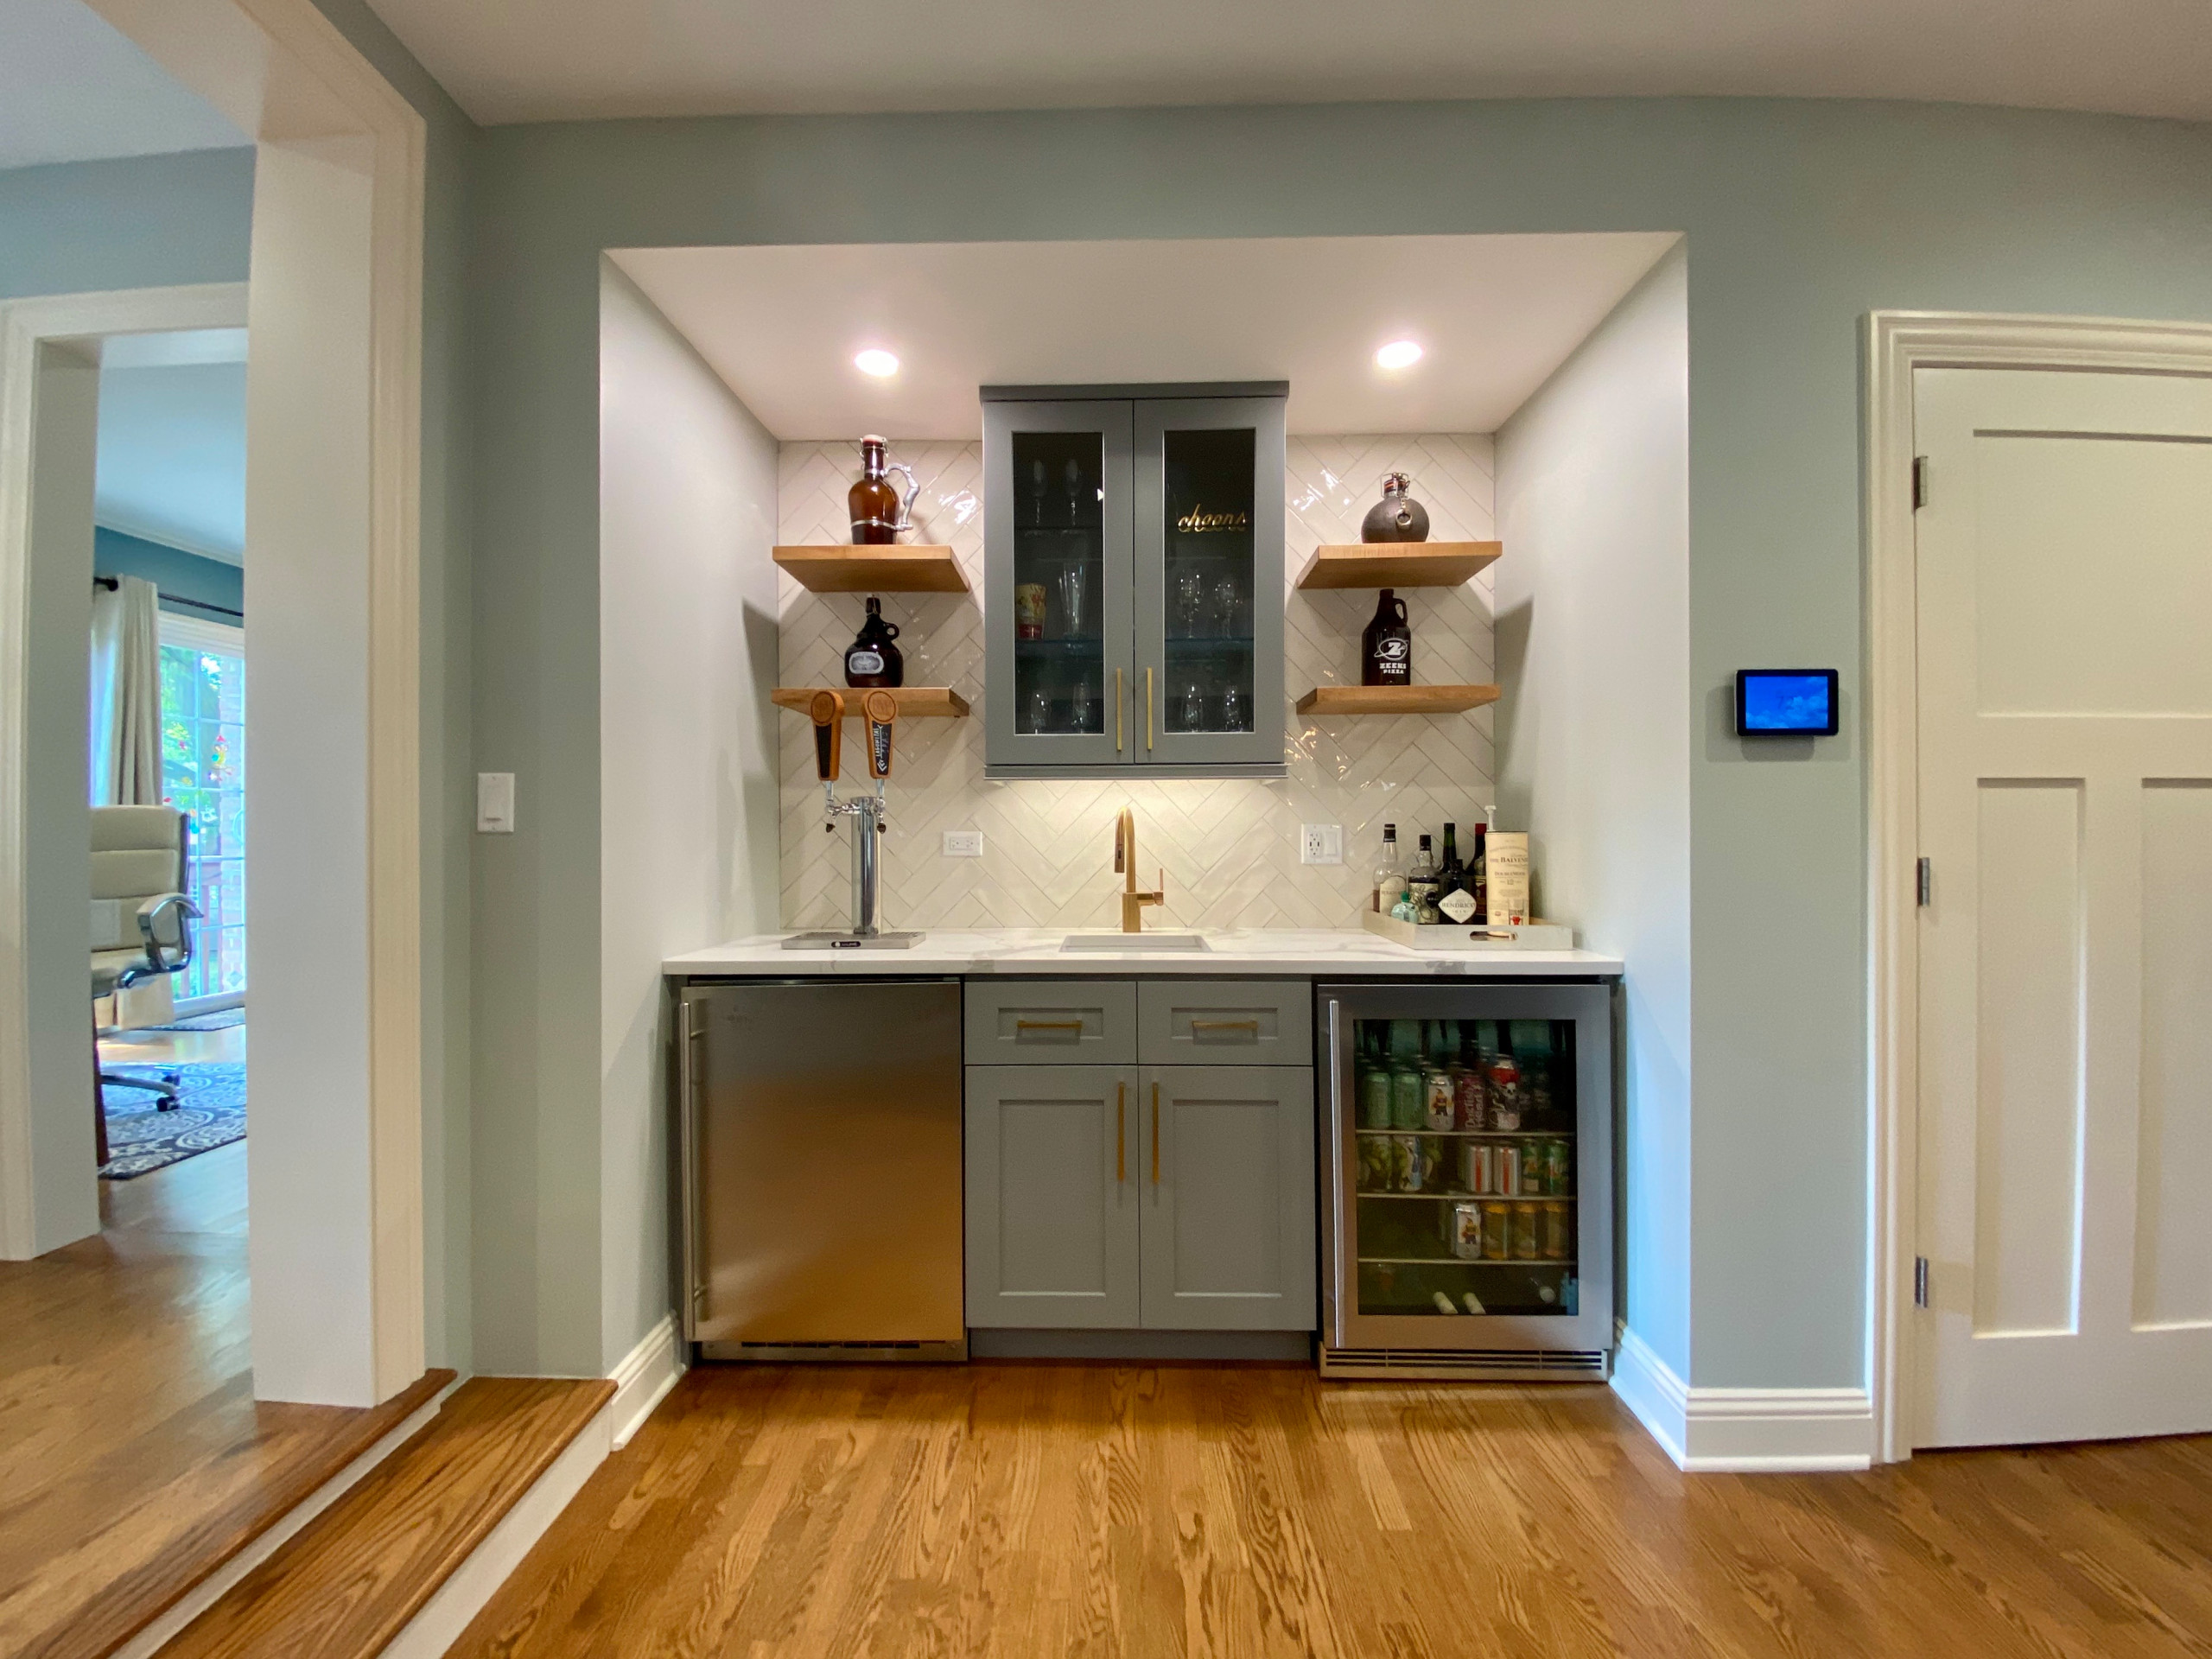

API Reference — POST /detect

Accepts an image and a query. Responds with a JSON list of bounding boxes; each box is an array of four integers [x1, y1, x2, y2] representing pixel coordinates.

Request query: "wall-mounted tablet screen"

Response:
[[1736, 669, 1838, 736]]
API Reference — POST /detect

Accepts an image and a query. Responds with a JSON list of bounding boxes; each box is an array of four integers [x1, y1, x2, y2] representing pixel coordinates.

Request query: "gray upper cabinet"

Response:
[[983, 385, 1287, 778], [1140, 1065, 1316, 1331]]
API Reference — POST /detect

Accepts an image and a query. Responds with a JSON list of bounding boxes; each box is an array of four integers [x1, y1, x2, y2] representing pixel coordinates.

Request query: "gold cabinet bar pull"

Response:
[[1151, 1083, 1161, 1187], [1015, 1018, 1085, 1034], [1116, 1081, 1126, 1183], [1191, 1019, 1262, 1034], [1114, 667, 1124, 752], [1146, 668, 1154, 751]]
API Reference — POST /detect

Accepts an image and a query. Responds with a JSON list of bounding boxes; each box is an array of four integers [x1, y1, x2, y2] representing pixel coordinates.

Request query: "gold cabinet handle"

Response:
[[1116, 1081, 1126, 1183], [1146, 667, 1154, 752], [1015, 1018, 1085, 1034], [1115, 667, 1123, 753], [1151, 1082, 1161, 1187], [1191, 1019, 1262, 1034]]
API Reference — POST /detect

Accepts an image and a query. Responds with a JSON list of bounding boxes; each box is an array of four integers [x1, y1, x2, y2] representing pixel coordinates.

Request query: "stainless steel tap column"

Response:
[[785, 689, 919, 950]]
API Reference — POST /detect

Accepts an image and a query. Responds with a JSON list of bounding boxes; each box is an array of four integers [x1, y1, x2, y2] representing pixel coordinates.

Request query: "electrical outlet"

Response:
[[1300, 823, 1344, 865], [943, 830, 984, 858]]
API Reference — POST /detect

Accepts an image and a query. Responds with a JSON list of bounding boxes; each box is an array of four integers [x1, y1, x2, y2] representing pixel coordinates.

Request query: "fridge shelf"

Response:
[[1358, 1255, 1573, 1268], [1357, 1198, 1570, 1208], [1354, 1128, 1574, 1139]]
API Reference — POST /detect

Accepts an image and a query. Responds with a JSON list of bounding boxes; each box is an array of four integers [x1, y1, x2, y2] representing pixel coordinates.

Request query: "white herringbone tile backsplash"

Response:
[[779, 435, 1496, 931]]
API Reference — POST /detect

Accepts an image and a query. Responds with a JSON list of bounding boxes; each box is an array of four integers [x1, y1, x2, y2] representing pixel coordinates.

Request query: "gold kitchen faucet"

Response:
[[1114, 807, 1165, 933]]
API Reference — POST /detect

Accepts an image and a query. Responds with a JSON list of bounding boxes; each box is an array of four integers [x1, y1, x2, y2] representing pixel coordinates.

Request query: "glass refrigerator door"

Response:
[[983, 401, 1134, 769], [1320, 984, 1614, 1356]]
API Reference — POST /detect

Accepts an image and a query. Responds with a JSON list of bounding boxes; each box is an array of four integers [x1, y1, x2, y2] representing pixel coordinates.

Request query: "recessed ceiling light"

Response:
[[854, 348, 900, 378], [1375, 339, 1423, 371]]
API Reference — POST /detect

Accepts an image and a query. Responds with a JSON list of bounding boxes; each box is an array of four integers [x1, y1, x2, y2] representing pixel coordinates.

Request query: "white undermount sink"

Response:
[[1058, 931, 1211, 952]]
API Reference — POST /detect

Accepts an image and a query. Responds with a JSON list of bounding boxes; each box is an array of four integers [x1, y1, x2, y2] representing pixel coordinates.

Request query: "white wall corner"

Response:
[[608, 1313, 684, 1450], [1612, 1326, 1872, 1473]]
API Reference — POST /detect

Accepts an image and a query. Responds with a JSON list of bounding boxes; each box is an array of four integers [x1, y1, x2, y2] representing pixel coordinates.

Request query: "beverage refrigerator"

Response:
[[1315, 982, 1614, 1379]]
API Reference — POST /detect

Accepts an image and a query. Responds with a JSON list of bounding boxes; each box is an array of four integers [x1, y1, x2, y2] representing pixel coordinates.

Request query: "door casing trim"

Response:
[[1864, 310, 2212, 1463]]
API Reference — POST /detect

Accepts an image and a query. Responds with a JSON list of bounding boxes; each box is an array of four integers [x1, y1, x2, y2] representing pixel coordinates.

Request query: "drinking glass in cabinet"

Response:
[[1160, 428, 1257, 735], [1012, 429, 1107, 745]]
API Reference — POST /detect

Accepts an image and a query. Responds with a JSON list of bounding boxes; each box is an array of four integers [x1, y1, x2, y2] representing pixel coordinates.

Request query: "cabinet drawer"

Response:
[[1138, 980, 1312, 1066], [965, 980, 1137, 1064]]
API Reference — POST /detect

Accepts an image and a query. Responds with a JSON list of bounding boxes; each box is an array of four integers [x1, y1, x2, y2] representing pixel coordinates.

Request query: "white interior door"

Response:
[[1915, 365, 2212, 1447]]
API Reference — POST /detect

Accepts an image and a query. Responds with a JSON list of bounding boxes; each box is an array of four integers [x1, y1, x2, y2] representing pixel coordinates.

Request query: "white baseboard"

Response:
[[608, 1313, 685, 1450], [379, 1396, 614, 1659], [1612, 1327, 1872, 1473], [111, 1376, 460, 1659]]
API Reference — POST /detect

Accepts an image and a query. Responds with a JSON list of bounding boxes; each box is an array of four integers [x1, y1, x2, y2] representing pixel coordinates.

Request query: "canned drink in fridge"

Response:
[[1540, 1200, 1573, 1261], [1450, 1203, 1484, 1261], [1389, 1065, 1427, 1130], [1459, 1141, 1496, 1195], [1357, 1135, 1389, 1192], [1452, 1062, 1487, 1132], [1497, 1144, 1522, 1198], [1511, 1202, 1540, 1262], [1543, 1138, 1572, 1196], [1358, 1065, 1393, 1129], [1398, 1135, 1431, 1192], [1424, 1067, 1457, 1131], [1483, 1201, 1511, 1261], [1487, 1052, 1523, 1131]]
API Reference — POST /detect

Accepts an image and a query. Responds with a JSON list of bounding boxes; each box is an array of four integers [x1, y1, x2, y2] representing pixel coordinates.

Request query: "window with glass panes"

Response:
[[158, 618, 245, 1001]]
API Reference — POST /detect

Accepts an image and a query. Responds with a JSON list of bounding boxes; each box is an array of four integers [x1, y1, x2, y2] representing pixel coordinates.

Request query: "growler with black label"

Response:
[[1362, 588, 1412, 687]]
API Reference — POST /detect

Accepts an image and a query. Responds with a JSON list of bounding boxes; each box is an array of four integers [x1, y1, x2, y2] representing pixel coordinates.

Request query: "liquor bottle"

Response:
[[1436, 823, 1478, 925], [1361, 589, 1411, 686], [1373, 823, 1405, 914], [1406, 834, 1440, 924], [1470, 821, 1488, 924]]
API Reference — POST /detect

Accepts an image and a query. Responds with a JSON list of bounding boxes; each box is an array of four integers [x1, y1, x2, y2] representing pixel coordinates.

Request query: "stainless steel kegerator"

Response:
[[678, 977, 967, 1361], [1316, 981, 1614, 1379]]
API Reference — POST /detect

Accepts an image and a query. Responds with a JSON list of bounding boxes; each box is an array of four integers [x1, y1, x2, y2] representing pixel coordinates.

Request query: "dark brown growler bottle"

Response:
[[1362, 588, 1412, 686], [849, 435, 903, 545]]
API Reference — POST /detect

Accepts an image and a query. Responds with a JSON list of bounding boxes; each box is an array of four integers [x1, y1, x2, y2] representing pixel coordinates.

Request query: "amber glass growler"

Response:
[[849, 435, 919, 545]]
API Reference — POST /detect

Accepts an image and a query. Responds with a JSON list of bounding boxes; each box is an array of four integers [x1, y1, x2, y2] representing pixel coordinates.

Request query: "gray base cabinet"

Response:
[[965, 1059, 1315, 1332]]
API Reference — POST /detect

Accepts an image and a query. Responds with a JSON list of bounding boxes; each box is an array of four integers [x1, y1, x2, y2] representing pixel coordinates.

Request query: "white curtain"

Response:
[[89, 575, 162, 806]]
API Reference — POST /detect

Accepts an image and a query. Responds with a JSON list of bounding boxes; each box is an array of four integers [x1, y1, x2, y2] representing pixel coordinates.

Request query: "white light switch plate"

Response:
[[943, 830, 984, 857], [476, 772, 516, 833], [1300, 823, 1344, 865]]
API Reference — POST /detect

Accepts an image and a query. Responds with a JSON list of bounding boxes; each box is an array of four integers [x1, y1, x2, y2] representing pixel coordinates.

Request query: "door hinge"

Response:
[[1913, 1255, 1930, 1308], [1911, 455, 1929, 510], [1916, 856, 1931, 907]]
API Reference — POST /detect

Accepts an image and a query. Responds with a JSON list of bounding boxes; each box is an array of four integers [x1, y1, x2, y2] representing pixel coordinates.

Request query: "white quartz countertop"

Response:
[[664, 928, 1623, 977]]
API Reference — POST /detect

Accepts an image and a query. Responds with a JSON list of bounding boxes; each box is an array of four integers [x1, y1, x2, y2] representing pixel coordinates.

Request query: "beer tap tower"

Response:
[[783, 690, 921, 950]]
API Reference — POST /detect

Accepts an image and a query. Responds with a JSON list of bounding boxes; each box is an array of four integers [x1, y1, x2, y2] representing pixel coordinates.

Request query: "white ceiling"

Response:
[[610, 233, 1681, 441], [363, 0, 2212, 125], [96, 353, 249, 564], [0, 0, 245, 171]]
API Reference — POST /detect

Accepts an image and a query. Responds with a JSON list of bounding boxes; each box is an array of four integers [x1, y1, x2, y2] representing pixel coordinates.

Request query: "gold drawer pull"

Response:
[[1151, 1083, 1160, 1187], [1191, 1019, 1262, 1035], [1015, 1018, 1085, 1034]]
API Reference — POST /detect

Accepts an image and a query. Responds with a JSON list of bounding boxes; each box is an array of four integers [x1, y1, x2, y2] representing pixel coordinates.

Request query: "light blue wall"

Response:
[[93, 527, 244, 620], [1497, 245, 1691, 1376], [0, 149, 252, 299], [464, 97, 2212, 1384]]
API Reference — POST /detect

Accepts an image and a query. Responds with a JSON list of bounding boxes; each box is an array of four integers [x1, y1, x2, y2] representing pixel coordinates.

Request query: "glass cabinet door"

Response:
[[983, 402, 1135, 770], [1133, 399, 1285, 770]]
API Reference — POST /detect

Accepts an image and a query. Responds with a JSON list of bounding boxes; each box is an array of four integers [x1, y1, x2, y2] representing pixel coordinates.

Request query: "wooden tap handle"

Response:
[[863, 690, 898, 780], [810, 690, 842, 782]]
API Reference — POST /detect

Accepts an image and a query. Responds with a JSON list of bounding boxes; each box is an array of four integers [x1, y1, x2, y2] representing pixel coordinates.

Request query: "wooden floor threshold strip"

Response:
[[156, 1377, 614, 1659], [16, 1367, 455, 1659]]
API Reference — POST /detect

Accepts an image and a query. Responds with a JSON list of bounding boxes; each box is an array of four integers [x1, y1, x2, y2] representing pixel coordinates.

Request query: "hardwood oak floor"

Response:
[[0, 1052, 452, 1659], [452, 1363, 2212, 1659]]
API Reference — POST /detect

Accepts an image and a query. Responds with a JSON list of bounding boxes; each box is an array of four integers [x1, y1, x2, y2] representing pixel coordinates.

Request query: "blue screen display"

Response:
[[1739, 671, 1834, 734]]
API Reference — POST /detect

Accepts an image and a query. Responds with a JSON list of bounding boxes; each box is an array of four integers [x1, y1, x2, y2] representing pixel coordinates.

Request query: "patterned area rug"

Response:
[[138, 1008, 246, 1033], [100, 1064, 245, 1179]]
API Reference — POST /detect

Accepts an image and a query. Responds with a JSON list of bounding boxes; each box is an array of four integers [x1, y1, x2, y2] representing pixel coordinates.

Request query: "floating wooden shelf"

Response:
[[1295, 541, 1503, 590], [1296, 683, 1501, 717], [772, 687, 971, 719], [772, 544, 968, 594]]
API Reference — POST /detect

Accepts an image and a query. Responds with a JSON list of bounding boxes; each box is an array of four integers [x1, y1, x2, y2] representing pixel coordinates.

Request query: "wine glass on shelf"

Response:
[[1172, 569, 1205, 639]]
